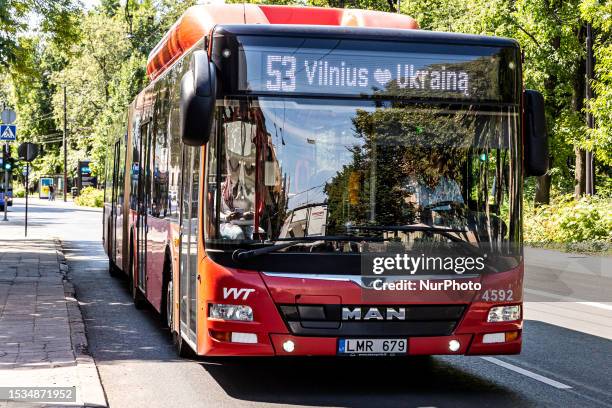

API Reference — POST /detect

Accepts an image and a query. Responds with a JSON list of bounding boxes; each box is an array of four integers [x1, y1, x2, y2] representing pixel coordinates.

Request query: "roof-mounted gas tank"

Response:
[[146, 4, 418, 80]]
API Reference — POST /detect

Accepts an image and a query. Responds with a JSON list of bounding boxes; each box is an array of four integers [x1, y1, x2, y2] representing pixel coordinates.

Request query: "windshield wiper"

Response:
[[232, 235, 382, 261], [349, 225, 469, 243], [350, 224, 486, 257]]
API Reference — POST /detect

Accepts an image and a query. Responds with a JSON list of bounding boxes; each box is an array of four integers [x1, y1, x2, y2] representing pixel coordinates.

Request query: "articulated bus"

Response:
[[103, 4, 548, 357]]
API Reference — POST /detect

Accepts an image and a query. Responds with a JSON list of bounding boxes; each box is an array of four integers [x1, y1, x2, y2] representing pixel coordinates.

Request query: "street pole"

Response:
[[63, 86, 68, 201], [1, 100, 4, 222], [25, 162, 29, 236], [3, 143, 8, 221], [585, 22, 594, 195]]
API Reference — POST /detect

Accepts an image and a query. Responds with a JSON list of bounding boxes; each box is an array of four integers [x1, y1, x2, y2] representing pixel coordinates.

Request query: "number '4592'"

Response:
[[480, 289, 513, 302]]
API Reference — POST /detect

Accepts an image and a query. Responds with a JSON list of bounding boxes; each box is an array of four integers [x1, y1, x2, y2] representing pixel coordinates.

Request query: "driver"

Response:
[[405, 153, 464, 211]]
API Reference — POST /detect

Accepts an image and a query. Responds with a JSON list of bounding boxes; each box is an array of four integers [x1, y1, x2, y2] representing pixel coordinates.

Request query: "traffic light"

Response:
[[2, 147, 15, 172]]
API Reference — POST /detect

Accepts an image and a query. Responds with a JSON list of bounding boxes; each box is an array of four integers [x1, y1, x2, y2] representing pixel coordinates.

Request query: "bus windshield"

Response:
[[205, 97, 521, 256]]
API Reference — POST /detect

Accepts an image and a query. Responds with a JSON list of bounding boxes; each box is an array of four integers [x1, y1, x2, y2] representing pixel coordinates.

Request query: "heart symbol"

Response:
[[373, 68, 392, 86]]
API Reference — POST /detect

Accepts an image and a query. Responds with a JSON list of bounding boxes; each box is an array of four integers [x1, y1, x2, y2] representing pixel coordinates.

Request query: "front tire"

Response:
[[173, 329, 195, 358], [165, 276, 195, 358], [166, 279, 195, 358], [162, 276, 172, 328]]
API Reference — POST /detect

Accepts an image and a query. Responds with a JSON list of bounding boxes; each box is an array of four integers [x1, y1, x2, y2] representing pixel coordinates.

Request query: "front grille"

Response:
[[278, 304, 466, 337]]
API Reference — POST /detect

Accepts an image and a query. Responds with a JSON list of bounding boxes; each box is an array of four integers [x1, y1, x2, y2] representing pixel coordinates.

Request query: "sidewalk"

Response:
[[0, 239, 106, 407]]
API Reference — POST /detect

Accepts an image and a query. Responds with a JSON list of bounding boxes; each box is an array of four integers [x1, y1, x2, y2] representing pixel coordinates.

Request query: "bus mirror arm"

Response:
[[523, 89, 549, 177], [180, 50, 217, 146]]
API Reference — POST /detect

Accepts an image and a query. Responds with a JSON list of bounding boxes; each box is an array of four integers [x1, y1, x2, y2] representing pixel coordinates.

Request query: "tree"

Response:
[[3, 0, 610, 201], [401, 0, 598, 203], [581, 0, 612, 167], [49, 12, 140, 177], [0, 0, 79, 69]]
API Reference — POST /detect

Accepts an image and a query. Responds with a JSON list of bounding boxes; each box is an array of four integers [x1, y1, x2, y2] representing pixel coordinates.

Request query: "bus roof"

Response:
[[146, 4, 419, 80], [215, 24, 521, 48]]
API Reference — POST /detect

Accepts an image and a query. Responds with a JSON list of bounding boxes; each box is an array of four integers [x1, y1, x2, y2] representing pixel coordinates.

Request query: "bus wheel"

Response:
[[129, 253, 147, 310], [173, 329, 195, 359], [162, 275, 172, 328]]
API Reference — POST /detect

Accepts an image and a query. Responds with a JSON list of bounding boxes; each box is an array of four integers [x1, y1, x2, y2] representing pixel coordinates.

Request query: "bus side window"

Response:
[[205, 113, 220, 239], [129, 117, 140, 211], [117, 132, 126, 210], [151, 84, 170, 219]]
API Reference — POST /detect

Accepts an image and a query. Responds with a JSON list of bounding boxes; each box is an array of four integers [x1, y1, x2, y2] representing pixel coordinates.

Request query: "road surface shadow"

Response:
[[64, 240, 180, 362], [199, 356, 531, 407], [62, 238, 610, 407]]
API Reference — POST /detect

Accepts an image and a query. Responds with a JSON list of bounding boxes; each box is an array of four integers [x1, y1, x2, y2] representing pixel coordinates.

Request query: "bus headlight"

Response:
[[487, 305, 521, 322], [209, 304, 253, 321]]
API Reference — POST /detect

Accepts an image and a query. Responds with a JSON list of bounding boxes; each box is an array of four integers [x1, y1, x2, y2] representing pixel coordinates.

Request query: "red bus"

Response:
[[103, 4, 548, 357]]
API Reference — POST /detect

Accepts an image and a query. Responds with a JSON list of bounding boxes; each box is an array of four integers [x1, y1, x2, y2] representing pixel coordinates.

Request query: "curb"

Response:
[[54, 239, 108, 408]]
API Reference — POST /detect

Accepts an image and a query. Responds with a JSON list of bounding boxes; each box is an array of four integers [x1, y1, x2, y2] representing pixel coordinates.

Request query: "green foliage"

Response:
[[42, 1, 194, 179], [13, 185, 25, 198], [398, 0, 609, 200], [74, 186, 104, 207], [581, 0, 612, 166], [595, 171, 612, 199], [0, 0, 79, 69], [3, 0, 195, 183], [50, 12, 138, 178], [524, 195, 612, 246], [2, 0, 611, 249], [308, 0, 397, 11]]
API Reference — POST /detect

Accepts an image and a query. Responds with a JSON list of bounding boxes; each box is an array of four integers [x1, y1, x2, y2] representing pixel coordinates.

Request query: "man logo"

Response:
[[222, 287, 255, 300], [341, 307, 406, 321]]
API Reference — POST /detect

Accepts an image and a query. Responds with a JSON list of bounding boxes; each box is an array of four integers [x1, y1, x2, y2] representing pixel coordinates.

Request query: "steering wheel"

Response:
[[423, 200, 458, 211]]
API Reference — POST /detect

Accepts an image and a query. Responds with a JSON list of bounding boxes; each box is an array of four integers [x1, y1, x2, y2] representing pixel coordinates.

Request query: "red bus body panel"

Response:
[[196, 256, 523, 356]]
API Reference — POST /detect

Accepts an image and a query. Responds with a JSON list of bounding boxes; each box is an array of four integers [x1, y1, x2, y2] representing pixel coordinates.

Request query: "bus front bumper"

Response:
[[202, 329, 522, 357], [269, 332, 521, 356]]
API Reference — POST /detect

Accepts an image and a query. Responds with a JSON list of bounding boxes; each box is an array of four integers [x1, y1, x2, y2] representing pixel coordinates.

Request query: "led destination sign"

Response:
[[264, 55, 470, 95], [236, 39, 517, 101]]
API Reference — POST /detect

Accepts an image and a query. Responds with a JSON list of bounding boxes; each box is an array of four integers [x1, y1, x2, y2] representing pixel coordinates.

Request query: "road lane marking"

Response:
[[578, 302, 612, 311], [481, 357, 572, 389], [525, 288, 612, 311]]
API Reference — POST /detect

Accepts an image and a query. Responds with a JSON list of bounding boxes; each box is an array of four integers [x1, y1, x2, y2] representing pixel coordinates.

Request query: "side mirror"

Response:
[[524, 90, 549, 177], [180, 50, 216, 146]]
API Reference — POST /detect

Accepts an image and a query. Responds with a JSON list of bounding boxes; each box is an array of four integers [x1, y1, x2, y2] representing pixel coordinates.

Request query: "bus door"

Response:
[[136, 121, 151, 294], [115, 134, 125, 270], [179, 145, 200, 345], [109, 140, 121, 262]]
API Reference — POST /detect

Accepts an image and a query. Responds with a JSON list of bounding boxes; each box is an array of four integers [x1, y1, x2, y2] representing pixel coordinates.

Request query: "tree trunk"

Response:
[[534, 175, 551, 206], [575, 147, 586, 197], [533, 30, 560, 207], [386, 0, 397, 12], [573, 25, 587, 199]]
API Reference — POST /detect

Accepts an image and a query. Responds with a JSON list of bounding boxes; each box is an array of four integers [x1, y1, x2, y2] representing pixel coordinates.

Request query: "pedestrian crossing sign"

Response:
[[0, 124, 17, 141]]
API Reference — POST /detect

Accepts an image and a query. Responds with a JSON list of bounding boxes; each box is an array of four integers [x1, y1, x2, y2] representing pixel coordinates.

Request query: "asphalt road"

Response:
[[4, 198, 611, 408]]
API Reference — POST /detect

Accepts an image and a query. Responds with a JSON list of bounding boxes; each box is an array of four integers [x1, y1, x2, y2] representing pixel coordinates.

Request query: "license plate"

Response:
[[338, 339, 407, 355]]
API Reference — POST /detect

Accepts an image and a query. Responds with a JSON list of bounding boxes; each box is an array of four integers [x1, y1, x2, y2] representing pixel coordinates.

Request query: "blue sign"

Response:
[[0, 124, 16, 141]]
